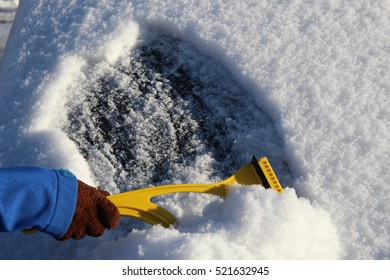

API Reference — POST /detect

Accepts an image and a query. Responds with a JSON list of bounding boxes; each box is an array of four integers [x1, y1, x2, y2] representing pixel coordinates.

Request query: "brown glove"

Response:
[[59, 180, 120, 240]]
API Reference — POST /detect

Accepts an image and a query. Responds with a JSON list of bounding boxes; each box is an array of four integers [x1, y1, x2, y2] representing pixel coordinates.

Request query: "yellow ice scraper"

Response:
[[23, 156, 282, 234], [108, 156, 283, 228]]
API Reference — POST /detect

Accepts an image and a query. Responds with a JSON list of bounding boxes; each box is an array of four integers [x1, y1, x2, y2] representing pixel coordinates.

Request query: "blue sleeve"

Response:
[[0, 167, 78, 238]]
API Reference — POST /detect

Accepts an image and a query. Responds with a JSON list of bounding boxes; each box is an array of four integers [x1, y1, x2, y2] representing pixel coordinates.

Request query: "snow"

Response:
[[0, 0, 388, 260]]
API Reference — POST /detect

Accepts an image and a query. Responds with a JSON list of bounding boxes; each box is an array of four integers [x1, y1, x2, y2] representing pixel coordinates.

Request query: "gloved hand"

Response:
[[59, 180, 120, 240]]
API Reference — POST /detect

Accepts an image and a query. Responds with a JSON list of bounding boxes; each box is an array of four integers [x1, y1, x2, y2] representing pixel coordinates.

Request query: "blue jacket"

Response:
[[0, 167, 78, 238]]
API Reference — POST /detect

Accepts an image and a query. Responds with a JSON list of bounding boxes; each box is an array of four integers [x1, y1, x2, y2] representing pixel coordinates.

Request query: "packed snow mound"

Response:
[[92, 188, 340, 260], [0, 187, 341, 259], [0, 0, 389, 259]]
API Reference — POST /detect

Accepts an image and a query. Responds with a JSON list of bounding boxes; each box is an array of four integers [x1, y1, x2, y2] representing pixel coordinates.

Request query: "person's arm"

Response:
[[0, 167, 77, 238], [0, 167, 119, 240]]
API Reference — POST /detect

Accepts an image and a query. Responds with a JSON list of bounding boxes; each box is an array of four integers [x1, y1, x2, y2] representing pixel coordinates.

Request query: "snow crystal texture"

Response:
[[0, 0, 389, 259]]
